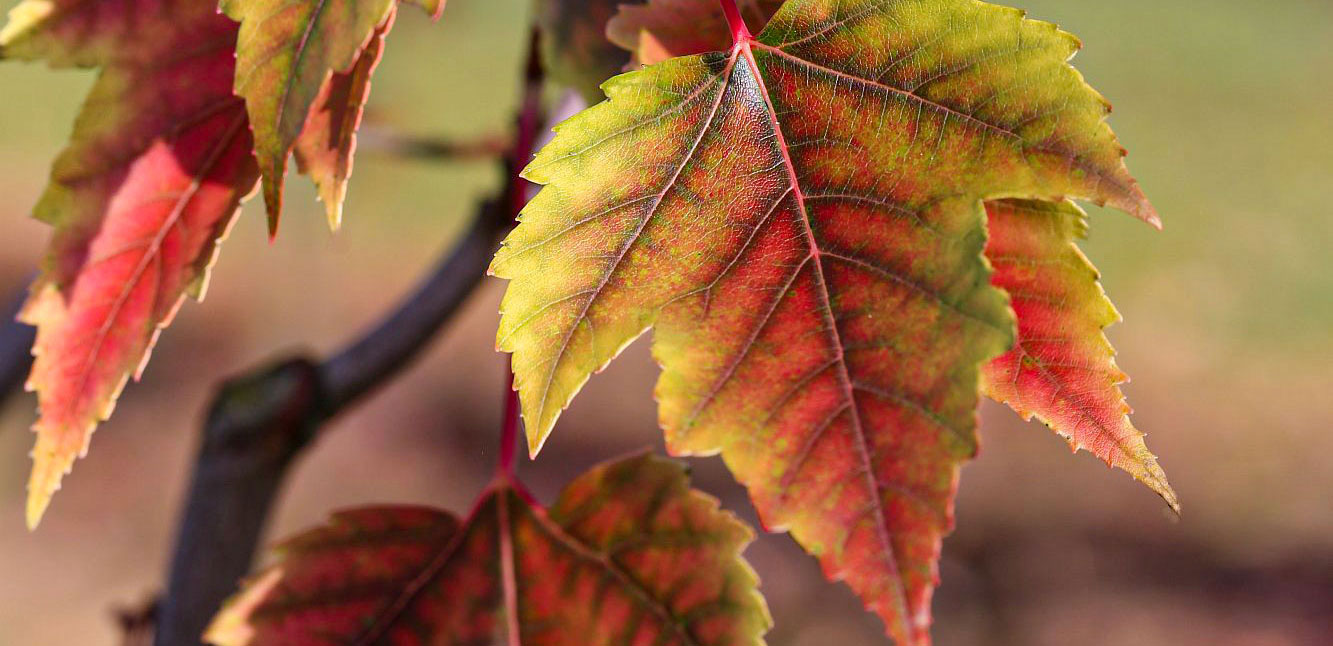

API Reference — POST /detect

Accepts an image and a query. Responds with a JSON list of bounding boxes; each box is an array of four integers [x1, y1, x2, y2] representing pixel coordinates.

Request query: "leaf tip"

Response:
[[24, 474, 54, 530], [25, 427, 81, 530], [1164, 494, 1181, 516], [1127, 189, 1162, 229], [261, 176, 284, 239], [1143, 462, 1180, 515], [205, 567, 282, 646], [325, 201, 343, 232], [25, 497, 47, 530], [1145, 208, 1163, 231], [525, 427, 546, 459], [404, 0, 445, 21]]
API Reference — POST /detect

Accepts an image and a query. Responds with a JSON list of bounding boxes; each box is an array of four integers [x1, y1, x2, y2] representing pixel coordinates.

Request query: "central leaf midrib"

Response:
[[736, 40, 915, 633], [274, 0, 333, 135], [64, 110, 250, 418]]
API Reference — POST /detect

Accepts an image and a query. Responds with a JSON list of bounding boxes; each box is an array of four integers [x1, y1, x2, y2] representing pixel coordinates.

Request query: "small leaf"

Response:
[[221, 0, 437, 232], [981, 199, 1177, 510], [291, 11, 392, 230], [207, 453, 770, 646], [492, 0, 1157, 641], [1, 0, 259, 528], [536, 0, 628, 103]]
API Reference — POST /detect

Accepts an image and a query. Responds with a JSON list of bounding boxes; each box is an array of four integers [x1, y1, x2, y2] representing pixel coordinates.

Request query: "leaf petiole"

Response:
[[718, 0, 752, 44]]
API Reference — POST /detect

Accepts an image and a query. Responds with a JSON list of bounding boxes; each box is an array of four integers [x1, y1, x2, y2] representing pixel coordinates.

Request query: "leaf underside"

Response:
[[292, 10, 393, 230], [492, 0, 1162, 642], [221, 0, 439, 231], [607, 0, 785, 66], [221, 0, 395, 231], [2, 0, 439, 526], [1, 0, 260, 528], [207, 453, 770, 646]]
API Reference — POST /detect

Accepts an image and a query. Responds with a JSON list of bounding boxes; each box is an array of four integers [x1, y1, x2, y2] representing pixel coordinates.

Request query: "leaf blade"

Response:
[[2, 0, 260, 528], [609, 0, 1176, 510], [221, 0, 397, 231], [494, 0, 1159, 641], [982, 199, 1177, 510], [291, 10, 392, 229], [207, 453, 770, 646]]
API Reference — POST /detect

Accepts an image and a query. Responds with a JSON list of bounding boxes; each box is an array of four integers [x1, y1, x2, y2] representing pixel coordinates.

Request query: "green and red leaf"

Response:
[[608, 0, 1177, 515], [2, 0, 452, 526], [492, 0, 1159, 642], [220, 0, 439, 231], [982, 199, 1176, 509], [291, 11, 391, 229], [1, 0, 260, 528], [207, 453, 770, 646]]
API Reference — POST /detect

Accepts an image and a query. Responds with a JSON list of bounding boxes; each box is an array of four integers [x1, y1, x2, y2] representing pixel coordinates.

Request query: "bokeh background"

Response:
[[0, 0, 1329, 644]]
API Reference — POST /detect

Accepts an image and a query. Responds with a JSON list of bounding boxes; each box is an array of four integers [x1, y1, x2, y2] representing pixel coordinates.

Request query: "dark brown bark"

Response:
[[153, 29, 545, 646], [153, 195, 509, 646]]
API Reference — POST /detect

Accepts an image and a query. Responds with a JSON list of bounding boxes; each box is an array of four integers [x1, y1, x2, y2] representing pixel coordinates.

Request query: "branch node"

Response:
[[202, 357, 324, 463]]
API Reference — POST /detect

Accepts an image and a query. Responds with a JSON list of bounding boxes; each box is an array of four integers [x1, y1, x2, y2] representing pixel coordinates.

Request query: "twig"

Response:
[[718, 0, 752, 44], [496, 27, 544, 479], [0, 280, 35, 405], [116, 598, 160, 646], [153, 29, 547, 646], [356, 126, 510, 162], [153, 196, 509, 646], [322, 201, 508, 410]]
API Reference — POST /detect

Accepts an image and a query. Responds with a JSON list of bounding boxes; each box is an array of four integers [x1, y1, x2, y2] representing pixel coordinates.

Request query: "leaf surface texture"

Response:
[[981, 199, 1175, 508], [607, 0, 1178, 517], [207, 453, 770, 646], [492, 0, 1158, 641]]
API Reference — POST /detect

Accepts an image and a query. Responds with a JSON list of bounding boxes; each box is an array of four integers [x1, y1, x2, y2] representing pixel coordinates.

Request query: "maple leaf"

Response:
[[491, 0, 1159, 642], [981, 199, 1176, 508], [536, 0, 629, 103], [220, 0, 442, 231], [206, 452, 770, 646], [0, 0, 260, 529], [290, 12, 391, 229], [607, 0, 1178, 513]]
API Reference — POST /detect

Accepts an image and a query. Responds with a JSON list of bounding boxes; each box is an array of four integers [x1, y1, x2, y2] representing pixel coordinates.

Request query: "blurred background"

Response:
[[0, 0, 1329, 644]]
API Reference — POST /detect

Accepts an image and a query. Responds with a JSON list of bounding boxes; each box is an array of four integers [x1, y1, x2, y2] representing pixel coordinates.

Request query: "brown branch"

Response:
[[117, 598, 160, 646], [153, 194, 511, 646], [153, 29, 546, 646], [356, 126, 510, 162]]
